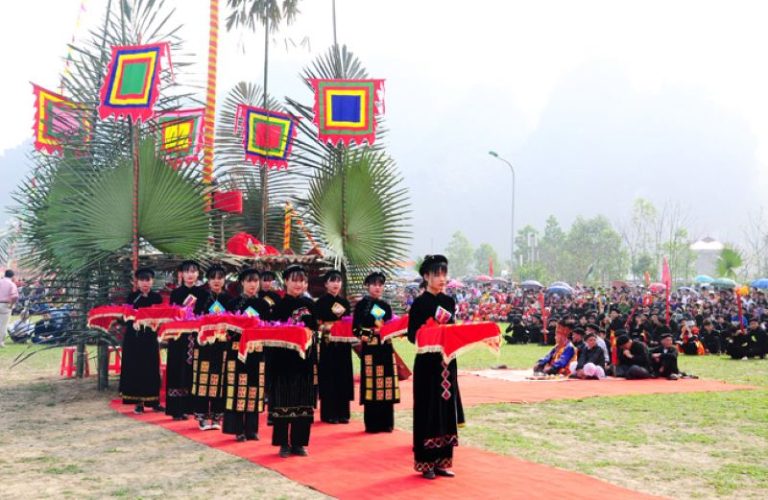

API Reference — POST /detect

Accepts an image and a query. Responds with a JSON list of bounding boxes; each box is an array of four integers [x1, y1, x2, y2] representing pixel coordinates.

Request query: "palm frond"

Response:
[[225, 0, 302, 32], [308, 148, 411, 292], [717, 248, 743, 280]]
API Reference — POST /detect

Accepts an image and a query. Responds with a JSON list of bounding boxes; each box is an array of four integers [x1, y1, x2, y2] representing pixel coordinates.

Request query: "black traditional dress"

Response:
[[268, 294, 318, 448], [259, 289, 282, 404], [191, 290, 232, 421], [408, 291, 464, 473], [316, 293, 353, 423], [166, 284, 205, 418], [119, 291, 163, 405], [354, 296, 400, 433], [222, 294, 271, 439], [258, 289, 282, 317]]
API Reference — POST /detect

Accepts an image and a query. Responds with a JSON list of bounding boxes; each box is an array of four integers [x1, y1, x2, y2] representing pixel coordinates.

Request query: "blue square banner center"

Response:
[[331, 94, 361, 123]]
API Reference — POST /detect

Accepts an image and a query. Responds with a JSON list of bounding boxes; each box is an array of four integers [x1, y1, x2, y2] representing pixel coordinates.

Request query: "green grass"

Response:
[[393, 326, 768, 499], [3, 323, 766, 499]]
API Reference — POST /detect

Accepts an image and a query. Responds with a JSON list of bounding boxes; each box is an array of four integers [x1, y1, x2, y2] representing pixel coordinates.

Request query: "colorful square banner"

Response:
[[32, 84, 90, 154], [234, 104, 297, 169], [156, 108, 204, 165], [99, 42, 172, 122], [310, 79, 385, 146]]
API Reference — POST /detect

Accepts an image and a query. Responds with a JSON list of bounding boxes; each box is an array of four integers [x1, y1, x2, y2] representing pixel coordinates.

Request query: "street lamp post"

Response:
[[488, 151, 516, 281]]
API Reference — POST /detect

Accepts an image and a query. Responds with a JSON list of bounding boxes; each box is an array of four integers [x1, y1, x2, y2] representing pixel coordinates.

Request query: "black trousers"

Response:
[[364, 402, 393, 433], [222, 412, 259, 438], [652, 357, 679, 378], [271, 417, 312, 447], [617, 365, 651, 379]]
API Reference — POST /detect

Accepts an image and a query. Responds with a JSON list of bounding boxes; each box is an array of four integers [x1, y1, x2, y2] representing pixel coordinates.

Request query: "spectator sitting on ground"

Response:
[[726, 326, 752, 360], [615, 333, 652, 379], [533, 327, 576, 376], [571, 327, 586, 353], [650, 333, 680, 380], [746, 316, 768, 359], [570, 333, 606, 380], [503, 316, 528, 344], [700, 319, 722, 354], [678, 323, 705, 355]]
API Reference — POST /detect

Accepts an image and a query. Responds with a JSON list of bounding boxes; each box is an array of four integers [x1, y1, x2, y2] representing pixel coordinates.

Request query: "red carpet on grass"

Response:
[[110, 401, 663, 500], [374, 374, 757, 410]]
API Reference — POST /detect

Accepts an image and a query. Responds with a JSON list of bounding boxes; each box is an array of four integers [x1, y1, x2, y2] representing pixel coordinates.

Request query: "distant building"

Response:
[[690, 237, 724, 277]]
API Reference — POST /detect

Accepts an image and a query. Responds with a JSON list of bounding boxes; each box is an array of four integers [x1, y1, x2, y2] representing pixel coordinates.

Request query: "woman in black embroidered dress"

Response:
[[268, 265, 318, 457], [119, 267, 164, 414], [222, 268, 271, 442], [408, 255, 464, 479], [354, 272, 400, 433], [191, 264, 232, 431], [257, 270, 281, 317], [316, 270, 353, 424], [166, 260, 205, 420]]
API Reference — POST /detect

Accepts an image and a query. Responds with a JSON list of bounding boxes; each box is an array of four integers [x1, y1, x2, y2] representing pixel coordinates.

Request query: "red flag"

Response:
[[662, 258, 671, 325], [736, 291, 745, 333], [489, 256, 494, 277], [661, 258, 672, 289]]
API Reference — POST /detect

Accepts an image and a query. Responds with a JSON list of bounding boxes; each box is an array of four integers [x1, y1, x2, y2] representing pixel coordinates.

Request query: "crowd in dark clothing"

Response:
[[484, 285, 768, 380]]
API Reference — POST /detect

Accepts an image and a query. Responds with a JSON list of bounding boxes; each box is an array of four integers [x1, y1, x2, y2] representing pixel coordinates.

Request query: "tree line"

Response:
[[444, 197, 766, 284]]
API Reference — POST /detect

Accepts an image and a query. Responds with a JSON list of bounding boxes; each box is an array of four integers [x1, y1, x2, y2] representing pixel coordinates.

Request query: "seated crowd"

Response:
[[496, 286, 768, 380]]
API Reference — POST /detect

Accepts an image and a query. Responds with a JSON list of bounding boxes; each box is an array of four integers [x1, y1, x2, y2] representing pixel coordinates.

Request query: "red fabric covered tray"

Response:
[[197, 314, 261, 344], [238, 326, 313, 361], [87, 305, 134, 332], [157, 318, 202, 342], [416, 320, 501, 363]]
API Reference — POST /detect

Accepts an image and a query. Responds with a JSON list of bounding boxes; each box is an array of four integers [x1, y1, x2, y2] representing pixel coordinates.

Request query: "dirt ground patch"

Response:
[[0, 357, 328, 500]]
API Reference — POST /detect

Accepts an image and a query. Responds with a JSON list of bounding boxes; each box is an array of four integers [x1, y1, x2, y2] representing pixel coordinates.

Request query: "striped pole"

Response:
[[202, 0, 219, 186], [290, 206, 322, 255], [283, 203, 292, 252], [132, 126, 140, 289]]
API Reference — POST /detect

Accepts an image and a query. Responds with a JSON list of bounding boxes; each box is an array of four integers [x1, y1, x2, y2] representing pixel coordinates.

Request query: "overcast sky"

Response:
[[2, 0, 768, 260]]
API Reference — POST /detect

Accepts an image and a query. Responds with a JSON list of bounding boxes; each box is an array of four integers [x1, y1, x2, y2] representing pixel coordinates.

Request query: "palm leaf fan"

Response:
[[38, 137, 209, 272], [308, 148, 411, 287]]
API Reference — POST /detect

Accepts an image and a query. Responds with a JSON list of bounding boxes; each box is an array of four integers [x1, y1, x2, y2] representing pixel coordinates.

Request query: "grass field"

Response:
[[1, 326, 766, 499]]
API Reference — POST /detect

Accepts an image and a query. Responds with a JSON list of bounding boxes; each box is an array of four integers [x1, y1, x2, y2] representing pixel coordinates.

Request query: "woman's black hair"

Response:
[[135, 267, 155, 280], [419, 254, 448, 277], [238, 268, 260, 283], [364, 272, 386, 286], [179, 260, 200, 273], [206, 263, 227, 280], [323, 270, 343, 283], [260, 270, 277, 281], [282, 265, 307, 282]]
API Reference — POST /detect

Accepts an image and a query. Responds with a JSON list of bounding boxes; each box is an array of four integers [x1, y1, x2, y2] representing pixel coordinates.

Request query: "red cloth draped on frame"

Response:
[[87, 305, 135, 332], [327, 316, 409, 343], [157, 318, 202, 342], [129, 305, 185, 331], [238, 326, 313, 362], [380, 315, 409, 341], [197, 314, 261, 344], [328, 318, 358, 343], [416, 319, 501, 363]]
